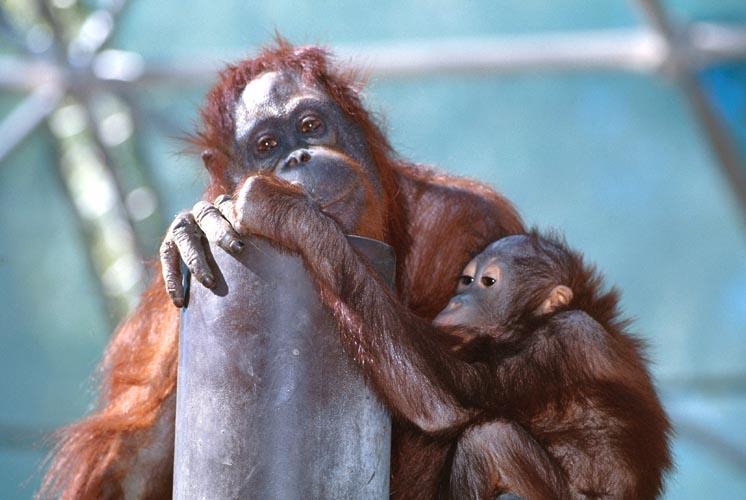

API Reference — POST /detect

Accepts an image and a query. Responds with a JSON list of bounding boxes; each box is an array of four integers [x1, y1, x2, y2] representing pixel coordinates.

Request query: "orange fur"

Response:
[[40, 38, 524, 499], [40, 278, 178, 499]]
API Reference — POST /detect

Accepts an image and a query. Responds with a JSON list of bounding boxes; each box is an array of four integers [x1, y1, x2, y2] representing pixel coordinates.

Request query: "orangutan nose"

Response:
[[445, 297, 465, 311], [433, 297, 467, 327], [284, 149, 312, 168]]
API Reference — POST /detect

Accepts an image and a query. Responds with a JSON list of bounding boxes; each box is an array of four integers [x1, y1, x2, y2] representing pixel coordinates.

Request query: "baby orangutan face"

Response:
[[433, 235, 574, 336]]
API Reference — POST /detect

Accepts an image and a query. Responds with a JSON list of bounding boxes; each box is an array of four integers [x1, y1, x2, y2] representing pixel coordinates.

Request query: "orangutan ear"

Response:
[[201, 149, 215, 169], [536, 285, 573, 315]]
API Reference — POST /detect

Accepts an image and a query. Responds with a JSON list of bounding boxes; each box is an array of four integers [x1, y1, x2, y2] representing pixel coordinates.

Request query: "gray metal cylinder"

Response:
[[173, 235, 394, 500]]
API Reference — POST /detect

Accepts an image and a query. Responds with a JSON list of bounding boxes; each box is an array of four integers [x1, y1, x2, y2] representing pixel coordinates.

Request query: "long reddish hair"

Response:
[[40, 38, 419, 499]]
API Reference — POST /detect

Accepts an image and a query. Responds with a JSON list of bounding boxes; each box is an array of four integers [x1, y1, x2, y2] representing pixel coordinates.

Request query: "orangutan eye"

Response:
[[299, 115, 324, 134], [256, 135, 278, 154], [459, 275, 473, 286], [481, 276, 496, 287]]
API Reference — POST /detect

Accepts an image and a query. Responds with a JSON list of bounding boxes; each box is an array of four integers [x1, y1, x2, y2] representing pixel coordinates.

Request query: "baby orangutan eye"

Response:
[[481, 276, 496, 287], [459, 275, 474, 286]]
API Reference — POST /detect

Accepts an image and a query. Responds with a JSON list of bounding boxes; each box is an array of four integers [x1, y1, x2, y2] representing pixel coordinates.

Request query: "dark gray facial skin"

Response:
[[433, 235, 539, 330], [230, 70, 383, 233]]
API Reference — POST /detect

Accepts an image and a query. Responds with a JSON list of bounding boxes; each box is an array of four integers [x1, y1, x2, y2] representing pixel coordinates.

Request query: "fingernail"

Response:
[[173, 297, 185, 308], [203, 275, 215, 288], [231, 240, 244, 252]]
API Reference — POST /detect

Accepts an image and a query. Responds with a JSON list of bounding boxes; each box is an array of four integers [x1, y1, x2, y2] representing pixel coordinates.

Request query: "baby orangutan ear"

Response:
[[536, 285, 574, 315]]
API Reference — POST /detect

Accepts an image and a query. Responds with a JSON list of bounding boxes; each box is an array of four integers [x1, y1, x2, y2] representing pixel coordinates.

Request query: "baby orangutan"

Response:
[[432, 234, 672, 499]]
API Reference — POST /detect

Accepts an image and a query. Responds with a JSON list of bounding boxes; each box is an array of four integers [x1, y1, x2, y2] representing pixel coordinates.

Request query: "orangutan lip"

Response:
[[319, 183, 358, 210]]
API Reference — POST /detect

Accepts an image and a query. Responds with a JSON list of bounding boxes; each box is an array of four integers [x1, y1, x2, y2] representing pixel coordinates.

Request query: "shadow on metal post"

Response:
[[173, 235, 395, 499]]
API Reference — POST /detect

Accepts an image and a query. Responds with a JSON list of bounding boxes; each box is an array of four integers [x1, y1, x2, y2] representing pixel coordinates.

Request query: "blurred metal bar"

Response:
[[672, 416, 746, 472], [126, 29, 665, 85], [634, 0, 676, 40], [67, 0, 130, 68], [65, 27, 746, 83], [661, 372, 746, 396], [341, 31, 666, 77], [4, 23, 746, 92], [0, 57, 60, 90], [0, 83, 64, 163], [45, 122, 120, 330], [0, 6, 31, 53], [678, 74, 746, 219], [635, 0, 746, 220], [35, 0, 67, 58], [690, 23, 746, 65], [114, 89, 169, 219], [77, 95, 149, 267]]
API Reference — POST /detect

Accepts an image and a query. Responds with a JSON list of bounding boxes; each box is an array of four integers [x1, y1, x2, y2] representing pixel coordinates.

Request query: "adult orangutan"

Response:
[[41, 40, 523, 499]]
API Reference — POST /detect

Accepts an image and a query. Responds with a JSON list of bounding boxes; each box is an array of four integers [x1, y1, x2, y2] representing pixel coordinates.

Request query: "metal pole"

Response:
[[0, 83, 64, 163], [634, 0, 746, 223], [173, 235, 394, 499]]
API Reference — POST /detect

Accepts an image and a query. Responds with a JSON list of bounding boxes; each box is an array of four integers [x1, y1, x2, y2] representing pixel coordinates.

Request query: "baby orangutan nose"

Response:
[[433, 296, 471, 328]]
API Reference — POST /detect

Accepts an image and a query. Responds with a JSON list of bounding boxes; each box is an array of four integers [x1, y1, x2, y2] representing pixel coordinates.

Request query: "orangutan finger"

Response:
[[170, 212, 215, 288], [160, 238, 184, 307], [192, 200, 244, 254]]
